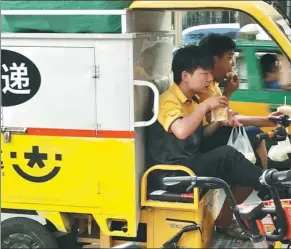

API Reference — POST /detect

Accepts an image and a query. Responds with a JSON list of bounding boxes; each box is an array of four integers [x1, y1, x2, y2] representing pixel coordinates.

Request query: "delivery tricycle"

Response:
[[1, 1, 291, 248]]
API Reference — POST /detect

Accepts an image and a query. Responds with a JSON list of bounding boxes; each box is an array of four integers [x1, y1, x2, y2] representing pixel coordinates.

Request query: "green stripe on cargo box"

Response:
[[231, 90, 291, 105]]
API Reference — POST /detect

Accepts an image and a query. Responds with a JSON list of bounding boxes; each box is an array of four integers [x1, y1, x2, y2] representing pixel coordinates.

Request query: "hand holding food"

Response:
[[225, 71, 239, 95]]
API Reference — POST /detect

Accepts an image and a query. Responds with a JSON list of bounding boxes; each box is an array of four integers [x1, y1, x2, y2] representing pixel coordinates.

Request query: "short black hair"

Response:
[[199, 33, 236, 57], [260, 53, 278, 78], [172, 45, 214, 84]]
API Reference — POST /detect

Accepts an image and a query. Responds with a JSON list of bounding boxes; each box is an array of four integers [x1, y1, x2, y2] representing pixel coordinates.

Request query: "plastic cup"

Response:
[[277, 105, 291, 116], [211, 107, 229, 122]]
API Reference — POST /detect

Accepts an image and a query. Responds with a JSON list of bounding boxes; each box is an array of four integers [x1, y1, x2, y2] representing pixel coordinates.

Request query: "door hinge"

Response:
[[92, 65, 100, 78], [1, 127, 27, 143], [95, 123, 101, 135]]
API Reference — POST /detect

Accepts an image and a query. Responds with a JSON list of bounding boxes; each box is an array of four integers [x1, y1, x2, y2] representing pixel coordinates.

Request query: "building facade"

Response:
[[182, 0, 291, 30]]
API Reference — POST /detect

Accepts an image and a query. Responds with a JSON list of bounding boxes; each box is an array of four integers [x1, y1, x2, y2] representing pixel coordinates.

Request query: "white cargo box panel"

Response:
[[2, 45, 96, 130], [1, 33, 137, 132]]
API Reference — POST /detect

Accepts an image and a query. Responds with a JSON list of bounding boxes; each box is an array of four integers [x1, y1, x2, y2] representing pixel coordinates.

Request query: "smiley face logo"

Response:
[[10, 146, 61, 183]]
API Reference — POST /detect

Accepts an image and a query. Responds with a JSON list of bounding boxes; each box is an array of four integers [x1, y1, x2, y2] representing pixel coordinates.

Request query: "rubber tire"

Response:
[[1, 217, 59, 248]]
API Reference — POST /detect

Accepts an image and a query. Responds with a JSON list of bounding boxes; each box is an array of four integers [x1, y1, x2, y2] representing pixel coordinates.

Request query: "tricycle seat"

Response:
[[148, 190, 194, 203]]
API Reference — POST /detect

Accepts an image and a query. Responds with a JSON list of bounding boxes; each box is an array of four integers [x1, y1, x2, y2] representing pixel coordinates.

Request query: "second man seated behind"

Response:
[[198, 33, 289, 170]]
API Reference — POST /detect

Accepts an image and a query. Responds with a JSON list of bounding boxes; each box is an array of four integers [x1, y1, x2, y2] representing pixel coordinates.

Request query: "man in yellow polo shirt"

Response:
[[147, 45, 265, 240], [198, 33, 287, 170]]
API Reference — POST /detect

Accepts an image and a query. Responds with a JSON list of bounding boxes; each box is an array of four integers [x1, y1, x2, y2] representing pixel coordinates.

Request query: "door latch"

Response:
[[1, 127, 27, 143]]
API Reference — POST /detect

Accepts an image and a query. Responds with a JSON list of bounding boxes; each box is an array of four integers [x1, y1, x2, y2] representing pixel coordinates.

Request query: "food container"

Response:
[[211, 107, 229, 122], [277, 105, 291, 116]]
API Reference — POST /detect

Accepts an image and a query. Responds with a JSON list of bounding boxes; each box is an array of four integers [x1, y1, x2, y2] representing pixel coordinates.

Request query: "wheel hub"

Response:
[[2, 233, 41, 249]]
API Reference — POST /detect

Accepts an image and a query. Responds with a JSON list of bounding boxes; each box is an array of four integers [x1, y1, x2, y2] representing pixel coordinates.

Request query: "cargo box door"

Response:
[[1, 46, 97, 131]]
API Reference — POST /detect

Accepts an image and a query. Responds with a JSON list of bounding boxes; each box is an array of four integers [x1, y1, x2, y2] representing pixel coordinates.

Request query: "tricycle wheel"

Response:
[[1, 217, 58, 248]]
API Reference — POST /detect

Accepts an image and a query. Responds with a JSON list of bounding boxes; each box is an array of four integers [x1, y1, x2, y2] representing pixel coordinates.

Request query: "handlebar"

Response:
[[269, 114, 291, 127], [256, 126, 288, 142], [163, 169, 291, 242], [272, 170, 291, 182], [111, 242, 142, 248], [256, 115, 291, 142], [260, 168, 291, 186], [163, 176, 197, 185], [163, 169, 291, 187]]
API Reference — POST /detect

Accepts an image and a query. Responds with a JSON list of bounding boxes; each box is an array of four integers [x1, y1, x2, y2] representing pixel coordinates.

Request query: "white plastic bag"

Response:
[[268, 133, 291, 162], [227, 126, 257, 164]]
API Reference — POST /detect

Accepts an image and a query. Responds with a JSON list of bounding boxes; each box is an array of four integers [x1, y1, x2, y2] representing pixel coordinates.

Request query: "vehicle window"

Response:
[[256, 51, 291, 91], [178, 9, 291, 94], [235, 52, 248, 90]]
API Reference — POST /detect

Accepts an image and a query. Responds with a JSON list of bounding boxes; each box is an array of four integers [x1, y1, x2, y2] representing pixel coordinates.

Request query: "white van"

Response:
[[182, 23, 240, 44]]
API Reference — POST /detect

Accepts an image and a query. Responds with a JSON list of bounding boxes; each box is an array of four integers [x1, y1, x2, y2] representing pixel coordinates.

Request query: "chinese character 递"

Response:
[[2, 62, 30, 94]]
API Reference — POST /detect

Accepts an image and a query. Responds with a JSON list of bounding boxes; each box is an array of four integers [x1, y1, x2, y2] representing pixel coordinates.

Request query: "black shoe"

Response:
[[216, 220, 249, 240]]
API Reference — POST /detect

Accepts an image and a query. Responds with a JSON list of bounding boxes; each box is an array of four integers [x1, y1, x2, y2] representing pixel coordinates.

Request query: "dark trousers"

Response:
[[149, 126, 265, 193], [180, 145, 263, 190]]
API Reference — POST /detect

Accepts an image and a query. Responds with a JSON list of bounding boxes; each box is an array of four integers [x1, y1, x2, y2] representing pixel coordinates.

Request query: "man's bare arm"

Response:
[[170, 96, 229, 139], [235, 115, 275, 127], [205, 111, 212, 124], [203, 122, 222, 137], [223, 74, 239, 100], [170, 103, 208, 139]]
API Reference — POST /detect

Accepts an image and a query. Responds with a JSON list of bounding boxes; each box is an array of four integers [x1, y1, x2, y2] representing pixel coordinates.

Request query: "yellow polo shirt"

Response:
[[198, 81, 222, 102], [148, 83, 204, 165], [158, 83, 200, 132]]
